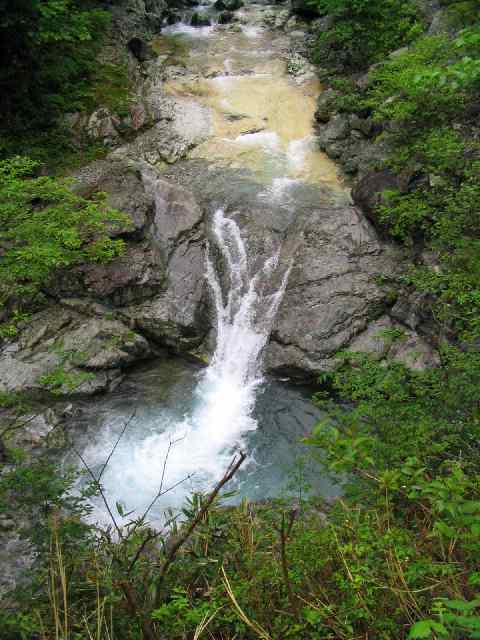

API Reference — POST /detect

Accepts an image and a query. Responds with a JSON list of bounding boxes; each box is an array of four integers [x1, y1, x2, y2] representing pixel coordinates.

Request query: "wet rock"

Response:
[[190, 12, 211, 26], [127, 37, 153, 62], [351, 169, 404, 231], [315, 88, 339, 123]]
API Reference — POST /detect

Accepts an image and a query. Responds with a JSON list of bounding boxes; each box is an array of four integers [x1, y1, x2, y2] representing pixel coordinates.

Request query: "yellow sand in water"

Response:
[[160, 30, 342, 188]]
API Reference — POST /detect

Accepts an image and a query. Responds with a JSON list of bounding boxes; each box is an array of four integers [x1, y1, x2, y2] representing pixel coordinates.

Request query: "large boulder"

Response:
[[265, 204, 402, 376], [315, 88, 340, 123], [214, 0, 243, 11], [110, 93, 212, 165], [190, 12, 211, 26], [61, 160, 206, 317], [1, 160, 210, 396]]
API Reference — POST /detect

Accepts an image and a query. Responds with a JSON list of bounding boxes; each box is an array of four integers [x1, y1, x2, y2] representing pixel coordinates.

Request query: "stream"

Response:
[[69, 1, 345, 527]]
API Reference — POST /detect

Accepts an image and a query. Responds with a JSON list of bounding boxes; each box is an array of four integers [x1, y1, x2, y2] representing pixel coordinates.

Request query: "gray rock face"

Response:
[[290, 0, 320, 19], [317, 114, 350, 145], [86, 108, 121, 143], [315, 88, 340, 123], [265, 204, 402, 375], [348, 315, 440, 370], [0, 307, 150, 396], [111, 93, 211, 165], [0, 160, 209, 395]]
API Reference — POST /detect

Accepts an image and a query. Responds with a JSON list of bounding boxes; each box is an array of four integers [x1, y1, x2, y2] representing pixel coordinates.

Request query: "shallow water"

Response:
[[157, 4, 343, 189]]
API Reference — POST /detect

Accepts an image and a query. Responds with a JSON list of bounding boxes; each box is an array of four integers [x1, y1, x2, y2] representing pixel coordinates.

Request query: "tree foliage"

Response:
[[310, 0, 422, 70], [0, 156, 127, 310], [0, 0, 110, 135]]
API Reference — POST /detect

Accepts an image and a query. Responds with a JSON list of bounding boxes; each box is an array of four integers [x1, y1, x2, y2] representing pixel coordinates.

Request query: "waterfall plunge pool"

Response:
[[66, 357, 339, 528], [66, 211, 339, 528]]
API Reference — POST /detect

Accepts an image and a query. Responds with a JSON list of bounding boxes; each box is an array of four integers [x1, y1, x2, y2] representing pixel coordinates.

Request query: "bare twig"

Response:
[[127, 530, 162, 575], [98, 410, 137, 483], [276, 509, 299, 620], [156, 451, 246, 591], [73, 447, 123, 541], [136, 436, 185, 527]]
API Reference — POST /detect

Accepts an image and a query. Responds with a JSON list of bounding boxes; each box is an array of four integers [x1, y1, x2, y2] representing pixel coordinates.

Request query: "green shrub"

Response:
[[0, 156, 129, 312], [364, 27, 480, 132], [0, 0, 111, 132], [310, 0, 422, 71]]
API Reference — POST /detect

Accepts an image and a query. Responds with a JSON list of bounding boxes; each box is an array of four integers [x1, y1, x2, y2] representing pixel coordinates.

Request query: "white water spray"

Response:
[[82, 209, 290, 525]]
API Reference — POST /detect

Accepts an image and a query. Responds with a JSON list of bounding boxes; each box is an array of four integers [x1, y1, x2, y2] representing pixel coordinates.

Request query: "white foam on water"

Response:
[[233, 130, 281, 153], [259, 177, 302, 203], [162, 22, 215, 37], [241, 25, 263, 38], [287, 136, 315, 172], [80, 210, 290, 527]]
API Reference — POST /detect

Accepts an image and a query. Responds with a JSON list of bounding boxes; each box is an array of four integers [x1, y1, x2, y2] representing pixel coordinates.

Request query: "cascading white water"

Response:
[[82, 209, 290, 526]]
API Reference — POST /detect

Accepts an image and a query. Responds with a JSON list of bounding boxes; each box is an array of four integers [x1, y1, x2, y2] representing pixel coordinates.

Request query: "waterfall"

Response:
[[84, 209, 291, 526]]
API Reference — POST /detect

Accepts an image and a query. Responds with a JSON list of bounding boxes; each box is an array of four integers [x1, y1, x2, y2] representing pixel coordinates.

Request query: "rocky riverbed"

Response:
[[0, 1, 439, 397]]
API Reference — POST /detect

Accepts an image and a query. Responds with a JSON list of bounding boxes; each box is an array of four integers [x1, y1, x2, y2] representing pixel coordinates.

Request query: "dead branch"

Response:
[[73, 446, 123, 541], [156, 451, 246, 591], [98, 410, 137, 483], [276, 508, 299, 620]]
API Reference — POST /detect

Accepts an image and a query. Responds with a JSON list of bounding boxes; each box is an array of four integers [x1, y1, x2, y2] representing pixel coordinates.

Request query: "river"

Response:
[[68, 0, 345, 527]]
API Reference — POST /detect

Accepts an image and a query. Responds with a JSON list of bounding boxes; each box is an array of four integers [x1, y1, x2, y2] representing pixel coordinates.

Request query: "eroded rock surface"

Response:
[[265, 204, 403, 375]]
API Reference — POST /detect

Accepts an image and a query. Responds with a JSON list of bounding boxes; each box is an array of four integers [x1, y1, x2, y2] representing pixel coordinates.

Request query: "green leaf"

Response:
[[408, 620, 438, 638]]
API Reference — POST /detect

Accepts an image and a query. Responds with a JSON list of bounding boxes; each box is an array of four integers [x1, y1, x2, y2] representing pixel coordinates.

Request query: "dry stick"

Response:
[[134, 435, 186, 529], [222, 566, 272, 640], [73, 412, 137, 540], [277, 509, 299, 621], [73, 447, 123, 541], [126, 454, 245, 640], [126, 472, 196, 574], [156, 451, 247, 591], [119, 579, 157, 640], [98, 409, 137, 483]]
